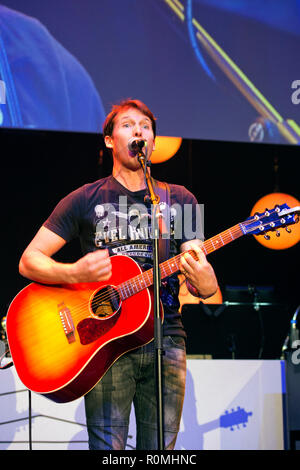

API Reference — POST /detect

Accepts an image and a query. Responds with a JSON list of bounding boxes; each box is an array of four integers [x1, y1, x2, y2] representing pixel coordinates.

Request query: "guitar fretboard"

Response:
[[117, 223, 244, 300]]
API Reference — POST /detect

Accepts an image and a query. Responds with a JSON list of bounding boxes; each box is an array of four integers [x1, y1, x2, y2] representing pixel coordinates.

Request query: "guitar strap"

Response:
[[152, 179, 171, 263]]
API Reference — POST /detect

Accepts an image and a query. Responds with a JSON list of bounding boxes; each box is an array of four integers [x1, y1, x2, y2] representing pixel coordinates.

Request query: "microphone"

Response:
[[290, 305, 300, 349], [128, 138, 146, 154], [281, 306, 300, 358], [290, 319, 299, 349]]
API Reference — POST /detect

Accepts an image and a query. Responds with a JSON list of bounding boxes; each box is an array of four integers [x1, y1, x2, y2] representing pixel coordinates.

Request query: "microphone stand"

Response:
[[137, 148, 165, 451]]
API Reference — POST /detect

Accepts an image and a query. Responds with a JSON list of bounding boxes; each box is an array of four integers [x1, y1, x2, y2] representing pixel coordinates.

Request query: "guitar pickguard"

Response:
[[77, 308, 121, 345]]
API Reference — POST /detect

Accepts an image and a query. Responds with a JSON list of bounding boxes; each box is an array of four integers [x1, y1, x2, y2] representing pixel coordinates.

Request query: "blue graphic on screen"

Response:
[[186, 0, 215, 82], [0, 0, 299, 144], [0, 4, 105, 132]]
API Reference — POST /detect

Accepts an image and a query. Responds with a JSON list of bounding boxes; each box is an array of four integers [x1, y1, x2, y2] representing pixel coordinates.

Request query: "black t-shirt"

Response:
[[44, 176, 203, 337]]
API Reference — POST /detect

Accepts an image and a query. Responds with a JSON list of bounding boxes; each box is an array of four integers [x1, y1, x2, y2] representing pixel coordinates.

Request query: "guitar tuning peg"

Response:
[[264, 234, 270, 240], [276, 230, 281, 237], [286, 227, 292, 233]]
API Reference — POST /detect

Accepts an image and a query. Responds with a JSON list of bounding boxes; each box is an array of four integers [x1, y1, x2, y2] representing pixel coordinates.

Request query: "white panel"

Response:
[[0, 360, 285, 450]]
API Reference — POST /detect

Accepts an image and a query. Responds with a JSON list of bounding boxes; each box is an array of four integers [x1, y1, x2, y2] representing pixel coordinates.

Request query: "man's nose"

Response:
[[133, 125, 142, 136]]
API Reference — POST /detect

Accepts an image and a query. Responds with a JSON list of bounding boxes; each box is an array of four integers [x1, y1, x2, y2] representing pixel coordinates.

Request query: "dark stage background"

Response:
[[1, 128, 299, 359]]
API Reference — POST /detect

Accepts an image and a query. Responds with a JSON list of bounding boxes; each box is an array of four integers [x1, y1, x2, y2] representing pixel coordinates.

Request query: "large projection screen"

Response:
[[0, 0, 299, 144]]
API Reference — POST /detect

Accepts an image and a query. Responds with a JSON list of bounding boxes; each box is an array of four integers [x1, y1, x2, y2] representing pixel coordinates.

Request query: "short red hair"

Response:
[[103, 99, 156, 138]]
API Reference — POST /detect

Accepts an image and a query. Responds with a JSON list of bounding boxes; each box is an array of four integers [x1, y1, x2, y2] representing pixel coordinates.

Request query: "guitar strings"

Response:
[[15, 218, 276, 322], [83, 224, 244, 306], [13, 216, 289, 349], [13, 223, 245, 323], [26, 225, 243, 322], [83, 223, 246, 308], [63, 215, 285, 316]]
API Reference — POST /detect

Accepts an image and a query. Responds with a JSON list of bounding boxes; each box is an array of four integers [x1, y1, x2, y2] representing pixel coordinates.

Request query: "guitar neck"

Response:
[[118, 223, 244, 300], [161, 223, 245, 277]]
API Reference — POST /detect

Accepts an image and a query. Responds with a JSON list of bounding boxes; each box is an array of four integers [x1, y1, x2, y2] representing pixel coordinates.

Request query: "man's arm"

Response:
[[19, 226, 112, 284], [180, 239, 218, 299]]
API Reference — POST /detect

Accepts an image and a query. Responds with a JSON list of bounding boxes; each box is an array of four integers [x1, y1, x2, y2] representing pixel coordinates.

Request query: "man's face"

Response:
[[105, 107, 155, 170]]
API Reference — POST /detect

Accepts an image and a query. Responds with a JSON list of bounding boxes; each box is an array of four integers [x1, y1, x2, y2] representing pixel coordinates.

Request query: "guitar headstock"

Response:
[[241, 204, 300, 239], [220, 406, 253, 431]]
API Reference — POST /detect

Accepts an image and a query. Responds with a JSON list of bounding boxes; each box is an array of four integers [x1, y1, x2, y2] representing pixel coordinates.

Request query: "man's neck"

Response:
[[112, 166, 147, 192]]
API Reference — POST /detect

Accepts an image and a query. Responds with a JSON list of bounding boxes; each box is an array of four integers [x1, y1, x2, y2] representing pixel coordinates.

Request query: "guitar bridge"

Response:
[[58, 302, 76, 344]]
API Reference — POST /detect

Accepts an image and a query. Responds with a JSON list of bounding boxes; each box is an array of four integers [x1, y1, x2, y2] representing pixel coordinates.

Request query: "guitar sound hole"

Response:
[[91, 285, 121, 319]]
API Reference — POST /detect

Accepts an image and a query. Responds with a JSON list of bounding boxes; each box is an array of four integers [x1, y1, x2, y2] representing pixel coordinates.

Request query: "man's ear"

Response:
[[104, 135, 113, 149]]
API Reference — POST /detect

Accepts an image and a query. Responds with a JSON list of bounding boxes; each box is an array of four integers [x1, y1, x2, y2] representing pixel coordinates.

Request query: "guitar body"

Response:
[[6, 255, 160, 403]]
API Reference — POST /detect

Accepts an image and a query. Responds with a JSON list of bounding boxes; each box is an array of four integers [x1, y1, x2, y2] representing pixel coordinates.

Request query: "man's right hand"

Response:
[[70, 250, 112, 283]]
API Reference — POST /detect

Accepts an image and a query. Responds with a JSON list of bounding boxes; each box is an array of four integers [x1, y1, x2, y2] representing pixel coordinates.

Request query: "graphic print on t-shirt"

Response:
[[93, 197, 178, 264]]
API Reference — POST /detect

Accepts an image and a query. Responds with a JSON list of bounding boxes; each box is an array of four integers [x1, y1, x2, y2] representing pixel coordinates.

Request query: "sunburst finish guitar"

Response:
[[6, 204, 299, 403]]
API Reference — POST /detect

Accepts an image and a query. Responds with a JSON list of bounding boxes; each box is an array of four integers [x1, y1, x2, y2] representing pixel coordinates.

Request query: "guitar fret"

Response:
[[122, 283, 131, 300], [160, 263, 168, 278], [130, 280, 138, 296], [144, 270, 152, 286], [201, 245, 208, 255], [162, 256, 180, 278], [228, 230, 234, 240], [118, 284, 126, 300], [215, 235, 224, 246], [122, 282, 131, 299]]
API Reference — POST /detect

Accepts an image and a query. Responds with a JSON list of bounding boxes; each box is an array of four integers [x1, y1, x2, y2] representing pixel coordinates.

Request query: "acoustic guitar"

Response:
[[6, 204, 299, 403]]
